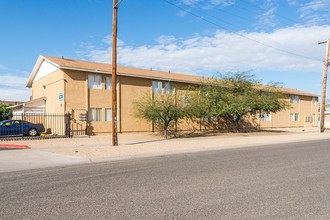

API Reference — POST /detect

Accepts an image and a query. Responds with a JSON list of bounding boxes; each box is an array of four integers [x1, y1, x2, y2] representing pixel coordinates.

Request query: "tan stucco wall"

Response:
[[119, 76, 152, 132], [64, 70, 88, 112], [258, 95, 318, 128], [31, 68, 319, 134], [63, 70, 113, 134], [32, 69, 65, 114]]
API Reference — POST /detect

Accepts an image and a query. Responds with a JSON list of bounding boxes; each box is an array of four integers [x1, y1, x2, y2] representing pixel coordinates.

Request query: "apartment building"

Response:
[[24, 55, 319, 134]]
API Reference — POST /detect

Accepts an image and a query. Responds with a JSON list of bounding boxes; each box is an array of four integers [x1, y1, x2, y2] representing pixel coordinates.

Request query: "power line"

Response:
[[163, 0, 323, 63], [186, 0, 323, 61], [237, 0, 297, 25]]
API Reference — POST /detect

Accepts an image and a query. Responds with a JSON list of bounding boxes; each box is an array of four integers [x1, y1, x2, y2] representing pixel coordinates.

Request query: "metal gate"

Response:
[[0, 113, 83, 140]]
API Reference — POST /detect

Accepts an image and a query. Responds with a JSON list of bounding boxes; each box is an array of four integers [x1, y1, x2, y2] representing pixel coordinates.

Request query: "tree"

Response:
[[187, 72, 288, 132], [133, 94, 186, 138], [0, 103, 13, 121]]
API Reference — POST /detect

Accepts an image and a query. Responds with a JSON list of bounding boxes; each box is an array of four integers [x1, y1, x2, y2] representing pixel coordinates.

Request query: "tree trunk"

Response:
[[233, 116, 240, 132], [164, 121, 169, 139]]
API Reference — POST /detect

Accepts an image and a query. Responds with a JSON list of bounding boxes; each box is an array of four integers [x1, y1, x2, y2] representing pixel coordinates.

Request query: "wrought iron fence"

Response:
[[0, 113, 86, 140]]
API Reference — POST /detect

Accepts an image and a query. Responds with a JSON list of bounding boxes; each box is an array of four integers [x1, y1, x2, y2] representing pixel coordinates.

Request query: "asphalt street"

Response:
[[1, 139, 330, 219]]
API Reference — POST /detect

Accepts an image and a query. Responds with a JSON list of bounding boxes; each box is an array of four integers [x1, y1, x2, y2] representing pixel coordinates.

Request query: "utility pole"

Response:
[[319, 39, 330, 133], [111, 0, 118, 146]]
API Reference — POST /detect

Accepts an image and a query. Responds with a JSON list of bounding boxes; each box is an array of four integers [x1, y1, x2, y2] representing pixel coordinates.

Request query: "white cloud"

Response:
[[180, 0, 235, 9], [0, 74, 30, 101], [298, 0, 330, 25], [102, 35, 125, 46], [181, 0, 202, 5], [287, 0, 298, 6], [83, 25, 330, 76], [0, 75, 27, 89], [0, 88, 30, 102], [256, 7, 278, 30], [156, 35, 177, 44]]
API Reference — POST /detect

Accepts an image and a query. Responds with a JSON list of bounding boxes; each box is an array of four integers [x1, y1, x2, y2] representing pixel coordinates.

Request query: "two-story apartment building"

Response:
[[23, 55, 319, 134]]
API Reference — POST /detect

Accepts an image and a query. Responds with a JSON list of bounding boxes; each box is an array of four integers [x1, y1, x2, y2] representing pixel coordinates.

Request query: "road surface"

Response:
[[1, 139, 330, 219]]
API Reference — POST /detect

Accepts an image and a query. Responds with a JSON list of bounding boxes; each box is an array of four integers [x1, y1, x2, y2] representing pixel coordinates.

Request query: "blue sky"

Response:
[[0, 0, 329, 101]]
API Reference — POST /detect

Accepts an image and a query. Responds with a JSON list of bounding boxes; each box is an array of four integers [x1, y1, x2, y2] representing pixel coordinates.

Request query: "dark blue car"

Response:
[[0, 120, 45, 136]]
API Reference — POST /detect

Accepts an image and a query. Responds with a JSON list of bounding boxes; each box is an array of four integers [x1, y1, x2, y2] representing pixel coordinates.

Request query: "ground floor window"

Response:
[[290, 113, 299, 122], [259, 112, 271, 121], [164, 82, 174, 94], [152, 81, 162, 94], [88, 108, 102, 121], [105, 108, 112, 122]]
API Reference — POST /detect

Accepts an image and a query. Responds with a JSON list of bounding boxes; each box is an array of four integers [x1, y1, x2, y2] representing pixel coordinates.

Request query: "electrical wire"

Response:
[[192, 0, 323, 60], [163, 0, 324, 63]]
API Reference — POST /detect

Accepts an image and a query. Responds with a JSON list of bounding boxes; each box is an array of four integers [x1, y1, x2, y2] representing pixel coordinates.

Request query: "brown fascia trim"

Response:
[[59, 65, 203, 85], [41, 62, 318, 98]]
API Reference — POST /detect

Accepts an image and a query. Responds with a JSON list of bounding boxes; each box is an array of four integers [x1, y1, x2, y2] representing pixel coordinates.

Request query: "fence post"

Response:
[[65, 113, 72, 138], [21, 113, 24, 139]]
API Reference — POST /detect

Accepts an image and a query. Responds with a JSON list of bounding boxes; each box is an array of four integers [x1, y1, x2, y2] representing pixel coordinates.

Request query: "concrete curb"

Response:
[[0, 144, 30, 149]]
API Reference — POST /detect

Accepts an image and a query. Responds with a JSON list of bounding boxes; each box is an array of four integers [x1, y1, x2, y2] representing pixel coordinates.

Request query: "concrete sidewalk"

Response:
[[1, 128, 330, 173]]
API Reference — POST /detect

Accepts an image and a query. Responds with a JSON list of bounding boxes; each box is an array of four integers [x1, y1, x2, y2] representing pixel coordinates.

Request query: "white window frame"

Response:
[[88, 74, 102, 89], [152, 81, 162, 94], [290, 113, 299, 122], [105, 76, 112, 90], [88, 108, 102, 122], [260, 112, 271, 122], [105, 108, 112, 122]]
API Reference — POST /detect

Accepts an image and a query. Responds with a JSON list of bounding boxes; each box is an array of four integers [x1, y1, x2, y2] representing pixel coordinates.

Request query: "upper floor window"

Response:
[[88, 74, 102, 89], [152, 81, 162, 94], [312, 97, 317, 104], [164, 82, 174, 94], [105, 76, 112, 90], [290, 95, 299, 103]]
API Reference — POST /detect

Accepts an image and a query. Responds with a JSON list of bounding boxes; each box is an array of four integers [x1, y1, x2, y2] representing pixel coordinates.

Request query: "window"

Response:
[[304, 115, 313, 122], [152, 81, 162, 94], [105, 76, 112, 90], [164, 82, 174, 94], [105, 108, 112, 122], [88, 108, 102, 121], [183, 95, 191, 105], [290, 95, 299, 103], [290, 113, 299, 122], [88, 74, 102, 89], [259, 112, 271, 121], [312, 97, 317, 104]]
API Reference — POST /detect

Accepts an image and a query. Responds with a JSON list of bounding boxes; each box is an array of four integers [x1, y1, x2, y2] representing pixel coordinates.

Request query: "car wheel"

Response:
[[28, 128, 38, 136]]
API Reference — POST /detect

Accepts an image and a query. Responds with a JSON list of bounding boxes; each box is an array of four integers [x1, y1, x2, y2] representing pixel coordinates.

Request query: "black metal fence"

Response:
[[0, 113, 86, 140]]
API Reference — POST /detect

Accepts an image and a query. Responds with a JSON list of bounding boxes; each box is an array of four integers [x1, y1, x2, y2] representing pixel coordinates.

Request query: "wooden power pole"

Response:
[[111, 0, 118, 146], [319, 39, 330, 133]]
